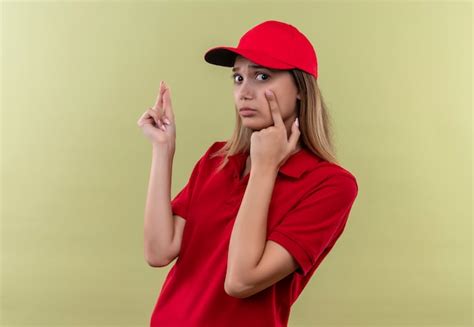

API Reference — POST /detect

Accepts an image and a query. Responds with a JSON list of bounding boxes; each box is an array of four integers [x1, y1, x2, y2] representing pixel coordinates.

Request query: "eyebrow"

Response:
[[232, 65, 273, 72]]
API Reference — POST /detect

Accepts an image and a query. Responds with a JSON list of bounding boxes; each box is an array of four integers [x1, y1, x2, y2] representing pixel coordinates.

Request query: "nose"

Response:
[[238, 81, 254, 101]]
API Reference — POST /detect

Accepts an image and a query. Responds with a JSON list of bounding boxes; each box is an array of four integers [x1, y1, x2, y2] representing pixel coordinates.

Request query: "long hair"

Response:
[[211, 69, 339, 172]]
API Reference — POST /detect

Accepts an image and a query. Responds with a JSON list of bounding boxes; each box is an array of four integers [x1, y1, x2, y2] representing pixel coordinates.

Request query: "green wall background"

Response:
[[1, 1, 472, 326]]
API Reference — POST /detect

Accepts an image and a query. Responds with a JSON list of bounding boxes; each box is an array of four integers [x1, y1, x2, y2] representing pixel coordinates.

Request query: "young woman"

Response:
[[138, 20, 359, 327]]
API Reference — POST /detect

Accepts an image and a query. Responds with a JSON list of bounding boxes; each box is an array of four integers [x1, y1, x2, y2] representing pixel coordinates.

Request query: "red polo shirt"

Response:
[[150, 140, 358, 327]]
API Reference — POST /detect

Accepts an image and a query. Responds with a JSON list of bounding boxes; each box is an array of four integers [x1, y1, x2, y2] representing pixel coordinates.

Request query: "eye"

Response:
[[256, 72, 270, 81], [231, 73, 243, 83], [231, 72, 271, 84]]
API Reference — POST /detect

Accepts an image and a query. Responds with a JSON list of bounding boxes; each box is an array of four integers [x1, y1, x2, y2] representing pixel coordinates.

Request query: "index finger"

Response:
[[265, 90, 284, 127]]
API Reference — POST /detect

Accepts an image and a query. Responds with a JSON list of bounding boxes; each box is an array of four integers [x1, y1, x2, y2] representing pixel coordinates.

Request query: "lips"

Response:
[[239, 107, 257, 112]]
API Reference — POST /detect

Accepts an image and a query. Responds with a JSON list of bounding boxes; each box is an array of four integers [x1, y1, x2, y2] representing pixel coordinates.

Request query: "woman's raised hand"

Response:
[[137, 81, 176, 149]]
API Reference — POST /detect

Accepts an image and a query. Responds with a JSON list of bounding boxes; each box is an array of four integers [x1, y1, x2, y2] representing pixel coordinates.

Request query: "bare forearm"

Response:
[[143, 145, 175, 265], [227, 166, 278, 284]]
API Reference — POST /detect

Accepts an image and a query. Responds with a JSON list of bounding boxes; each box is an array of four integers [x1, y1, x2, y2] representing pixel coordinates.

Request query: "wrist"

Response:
[[152, 143, 175, 157], [251, 165, 278, 178]]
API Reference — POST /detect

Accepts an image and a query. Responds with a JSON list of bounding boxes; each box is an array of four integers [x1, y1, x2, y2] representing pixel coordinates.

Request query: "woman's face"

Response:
[[232, 56, 300, 132]]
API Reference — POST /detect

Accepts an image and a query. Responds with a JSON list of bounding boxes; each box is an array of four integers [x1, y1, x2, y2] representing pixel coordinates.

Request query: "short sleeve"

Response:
[[171, 141, 221, 220], [267, 174, 358, 276]]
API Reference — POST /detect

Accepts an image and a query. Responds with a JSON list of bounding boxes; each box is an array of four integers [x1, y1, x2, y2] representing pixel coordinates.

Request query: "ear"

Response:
[[296, 93, 301, 100]]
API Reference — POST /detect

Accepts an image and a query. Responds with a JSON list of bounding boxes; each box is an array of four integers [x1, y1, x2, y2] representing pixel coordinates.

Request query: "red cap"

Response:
[[204, 20, 318, 79]]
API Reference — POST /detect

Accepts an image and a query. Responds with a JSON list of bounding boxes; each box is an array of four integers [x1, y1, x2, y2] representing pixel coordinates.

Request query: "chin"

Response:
[[241, 119, 270, 131]]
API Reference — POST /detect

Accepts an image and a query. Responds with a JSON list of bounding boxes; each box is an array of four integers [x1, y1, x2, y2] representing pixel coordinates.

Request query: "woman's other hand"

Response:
[[137, 81, 176, 151]]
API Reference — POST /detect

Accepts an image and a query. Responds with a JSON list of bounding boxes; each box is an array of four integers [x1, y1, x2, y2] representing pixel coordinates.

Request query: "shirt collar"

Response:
[[227, 147, 321, 179]]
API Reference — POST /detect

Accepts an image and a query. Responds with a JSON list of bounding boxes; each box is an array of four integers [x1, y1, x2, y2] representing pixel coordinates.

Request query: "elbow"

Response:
[[144, 253, 170, 268], [144, 241, 174, 267], [224, 282, 241, 298], [224, 279, 249, 299], [147, 259, 169, 268], [146, 258, 170, 268]]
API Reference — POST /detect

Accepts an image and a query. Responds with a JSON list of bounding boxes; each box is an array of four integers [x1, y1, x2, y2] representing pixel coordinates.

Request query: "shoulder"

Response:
[[208, 140, 227, 152], [302, 152, 358, 199], [318, 162, 357, 188], [192, 140, 227, 171], [202, 140, 227, 159]]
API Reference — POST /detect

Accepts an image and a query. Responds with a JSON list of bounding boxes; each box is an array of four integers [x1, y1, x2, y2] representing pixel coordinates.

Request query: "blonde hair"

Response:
[[211, 69, 339, 172]]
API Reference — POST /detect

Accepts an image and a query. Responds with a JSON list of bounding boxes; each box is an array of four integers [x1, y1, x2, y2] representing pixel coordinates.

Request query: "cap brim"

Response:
[[204, 46, 239, 67], [204, 46, 294, 70]]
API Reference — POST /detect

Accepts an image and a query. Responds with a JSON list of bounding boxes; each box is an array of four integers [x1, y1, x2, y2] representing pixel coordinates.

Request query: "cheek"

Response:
[[270, 97, 292, 117]]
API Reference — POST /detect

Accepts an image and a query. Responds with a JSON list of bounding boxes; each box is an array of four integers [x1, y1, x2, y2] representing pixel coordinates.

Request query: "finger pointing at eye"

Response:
[[265, 89, 284, 128]]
